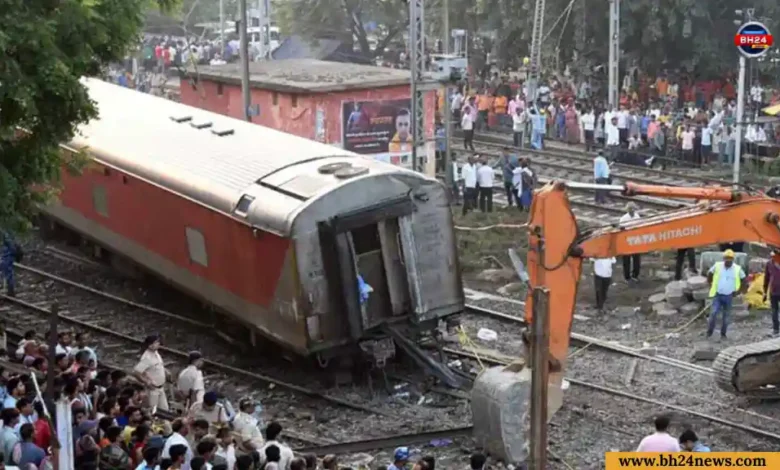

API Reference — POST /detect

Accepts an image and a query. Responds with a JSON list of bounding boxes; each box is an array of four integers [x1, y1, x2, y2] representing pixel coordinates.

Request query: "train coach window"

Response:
[[185, 227, 209, 267], [217, 83, 224, 96], [92, 185, 108, 218], [291, 94, 298, 108], [272, 92, 279, 106], [234, 195, 255, 216]]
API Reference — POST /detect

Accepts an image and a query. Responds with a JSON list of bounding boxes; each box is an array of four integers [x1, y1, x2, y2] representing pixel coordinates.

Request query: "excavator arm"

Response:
[[525, 180, 780, 376], [471, 180, 780, 464]]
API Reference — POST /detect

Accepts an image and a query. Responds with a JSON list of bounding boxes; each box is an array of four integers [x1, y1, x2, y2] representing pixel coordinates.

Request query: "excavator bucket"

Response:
[[470, 362, 564, 464]]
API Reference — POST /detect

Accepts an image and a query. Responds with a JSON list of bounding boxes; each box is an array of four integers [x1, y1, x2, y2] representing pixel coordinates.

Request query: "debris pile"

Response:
[[647, 275, 750, 318]]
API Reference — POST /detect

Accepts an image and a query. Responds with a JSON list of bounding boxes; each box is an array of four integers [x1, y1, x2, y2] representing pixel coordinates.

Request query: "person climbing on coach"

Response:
[[0, 231, 20, 297], [707, 249, 747, 340]]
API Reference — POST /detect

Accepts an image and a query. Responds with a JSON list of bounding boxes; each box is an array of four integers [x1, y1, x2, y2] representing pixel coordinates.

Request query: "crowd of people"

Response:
[[2, 329, 489, 470], [438, 72, 780, 171]]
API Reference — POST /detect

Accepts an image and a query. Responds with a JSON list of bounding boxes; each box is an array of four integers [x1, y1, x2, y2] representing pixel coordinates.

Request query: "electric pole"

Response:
[[607, 0, 620, 108], [526, 0, 546, 105], [219, 0, 225, 55], [239, 0, 252, 122], [409, 0, 426, 173], [443, 0, 451, 186], [733, 8, 755, 184]]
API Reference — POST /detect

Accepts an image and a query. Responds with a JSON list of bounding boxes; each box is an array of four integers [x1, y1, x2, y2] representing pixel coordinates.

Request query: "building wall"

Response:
[[180, 79, 437, 149]]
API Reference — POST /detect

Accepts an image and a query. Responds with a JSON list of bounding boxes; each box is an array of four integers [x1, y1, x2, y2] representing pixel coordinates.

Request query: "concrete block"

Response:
[[665, 280, 686, 298], [667, 294, 688, 308], [692, 348, 720, 361], [686, 275, 708, 291], [680, 302, 703, 315], [648, 293, 666, 304], [699, 251, 748, 274], [653, 303, 678, 316], [692, 289, 710, 301]]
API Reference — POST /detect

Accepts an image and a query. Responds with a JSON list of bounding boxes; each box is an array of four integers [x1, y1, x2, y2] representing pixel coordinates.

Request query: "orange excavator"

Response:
[[471, 180, 780, 463]]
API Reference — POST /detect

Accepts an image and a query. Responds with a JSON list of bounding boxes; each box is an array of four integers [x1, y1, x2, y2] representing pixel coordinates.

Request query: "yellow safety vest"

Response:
[[709, 262, 741, 297]]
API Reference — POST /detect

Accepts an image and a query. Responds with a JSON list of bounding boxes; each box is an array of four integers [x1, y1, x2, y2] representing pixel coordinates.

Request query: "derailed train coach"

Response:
[[43, 78, 464, 363]]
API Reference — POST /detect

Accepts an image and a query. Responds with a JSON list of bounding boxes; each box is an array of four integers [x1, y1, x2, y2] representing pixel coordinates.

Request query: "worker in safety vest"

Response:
[[706, 249, 746, 340]]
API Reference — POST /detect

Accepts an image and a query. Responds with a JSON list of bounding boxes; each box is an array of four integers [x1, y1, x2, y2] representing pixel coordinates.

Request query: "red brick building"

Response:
[[180, 59, 437, 173]]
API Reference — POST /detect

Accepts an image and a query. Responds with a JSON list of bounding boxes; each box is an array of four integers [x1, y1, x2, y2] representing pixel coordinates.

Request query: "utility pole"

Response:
[[409, 0, 426, 173], [257, 0, 271, 60], [443, 0, 451, 187], [733, 8, 760, 185], [219, 0, 225, 55], [526, 0, 546, 105], [607, 0, 620, 108], [239, 0, 252, 122], [734, 55, 745, 184], [529, 287, 550, 470]]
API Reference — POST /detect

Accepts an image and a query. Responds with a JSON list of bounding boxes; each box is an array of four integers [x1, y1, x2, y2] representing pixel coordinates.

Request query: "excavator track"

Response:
[[713, 338, 780, 399]]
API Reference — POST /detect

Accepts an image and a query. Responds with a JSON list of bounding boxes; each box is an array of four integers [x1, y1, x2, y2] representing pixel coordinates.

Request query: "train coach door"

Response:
[[319, 197, 415, 336], [398, 210, 462, 320]]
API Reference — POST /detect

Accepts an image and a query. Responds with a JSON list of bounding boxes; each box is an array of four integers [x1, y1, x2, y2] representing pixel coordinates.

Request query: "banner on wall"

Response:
[[341, 98, 413, 168]]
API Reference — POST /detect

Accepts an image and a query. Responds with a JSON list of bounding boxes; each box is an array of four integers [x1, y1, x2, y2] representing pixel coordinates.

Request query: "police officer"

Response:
[[0, 232, 18, 297]]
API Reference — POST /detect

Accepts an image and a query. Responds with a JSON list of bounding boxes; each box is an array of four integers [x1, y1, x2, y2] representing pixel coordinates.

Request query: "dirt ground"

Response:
[[453, 207, 529, 274]]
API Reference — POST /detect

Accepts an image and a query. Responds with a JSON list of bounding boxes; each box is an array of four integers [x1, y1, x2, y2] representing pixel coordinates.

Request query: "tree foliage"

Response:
[[0, 0, 175, 230], [275, 0, 409, 58]]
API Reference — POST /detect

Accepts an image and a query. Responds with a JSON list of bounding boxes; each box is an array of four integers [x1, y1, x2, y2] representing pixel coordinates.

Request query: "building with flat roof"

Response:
[[180, 59, 436, 172]]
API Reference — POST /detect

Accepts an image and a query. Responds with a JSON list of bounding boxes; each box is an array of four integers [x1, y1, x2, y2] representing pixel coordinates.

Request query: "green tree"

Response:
[[275, 0, 408, 59], [0, 0, 175, 230]]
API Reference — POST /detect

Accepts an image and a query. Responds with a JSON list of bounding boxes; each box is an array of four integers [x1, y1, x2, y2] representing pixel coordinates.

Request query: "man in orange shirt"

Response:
[[477, 91, 492, 131], [493, 93, 508, 129]]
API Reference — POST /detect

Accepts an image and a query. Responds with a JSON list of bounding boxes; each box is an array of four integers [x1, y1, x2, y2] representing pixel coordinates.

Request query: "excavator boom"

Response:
[[471, 180, 780, 464]]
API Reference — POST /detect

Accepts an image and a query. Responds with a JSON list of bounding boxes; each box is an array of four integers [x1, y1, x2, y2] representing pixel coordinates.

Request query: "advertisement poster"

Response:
[[342, 99, 413, 168]]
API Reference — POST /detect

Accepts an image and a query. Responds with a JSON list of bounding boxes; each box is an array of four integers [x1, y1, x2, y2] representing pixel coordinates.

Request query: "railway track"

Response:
[[458, 293, 780, 437], [1, 245, 472, 445]]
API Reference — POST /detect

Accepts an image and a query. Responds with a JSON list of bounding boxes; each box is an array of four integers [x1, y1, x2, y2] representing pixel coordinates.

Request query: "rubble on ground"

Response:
[[649, 272, 752, 318]]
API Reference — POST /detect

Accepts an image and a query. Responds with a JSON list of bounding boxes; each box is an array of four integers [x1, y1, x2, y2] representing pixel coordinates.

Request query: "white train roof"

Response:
[[72, 78, 424, 235]]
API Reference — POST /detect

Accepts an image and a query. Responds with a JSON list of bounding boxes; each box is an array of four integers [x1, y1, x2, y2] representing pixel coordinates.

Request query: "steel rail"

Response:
[[0, 292, 390, 417], [468, 135, 734, 185], [293, 425, 474, 456], [464, 303, 714, 376], [445, 348, 780, 443], [15, 262, 215, 329]]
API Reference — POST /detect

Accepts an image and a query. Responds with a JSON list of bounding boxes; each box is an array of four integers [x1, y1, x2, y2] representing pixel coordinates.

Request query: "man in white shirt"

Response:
[[177, 351, 205, 408], [161, 419, 193, 470], [619, 203, 641, 282], [476, 157, 495, 213], [460, 155, 478, 215], [680, 125, 695, 164], [593, 257, 616, 312], [512, 108, 527, 148], [257, 422, 294, 470], [581, 108, 595, 151], [451, 91, 464, 127], [461, 107, 475, 151], [232, 398, 265, 453], [700, 125, 713, 164], [750, 82, 764, 110], [606, 116, 620, 160], [133, 334, 169, 411]]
